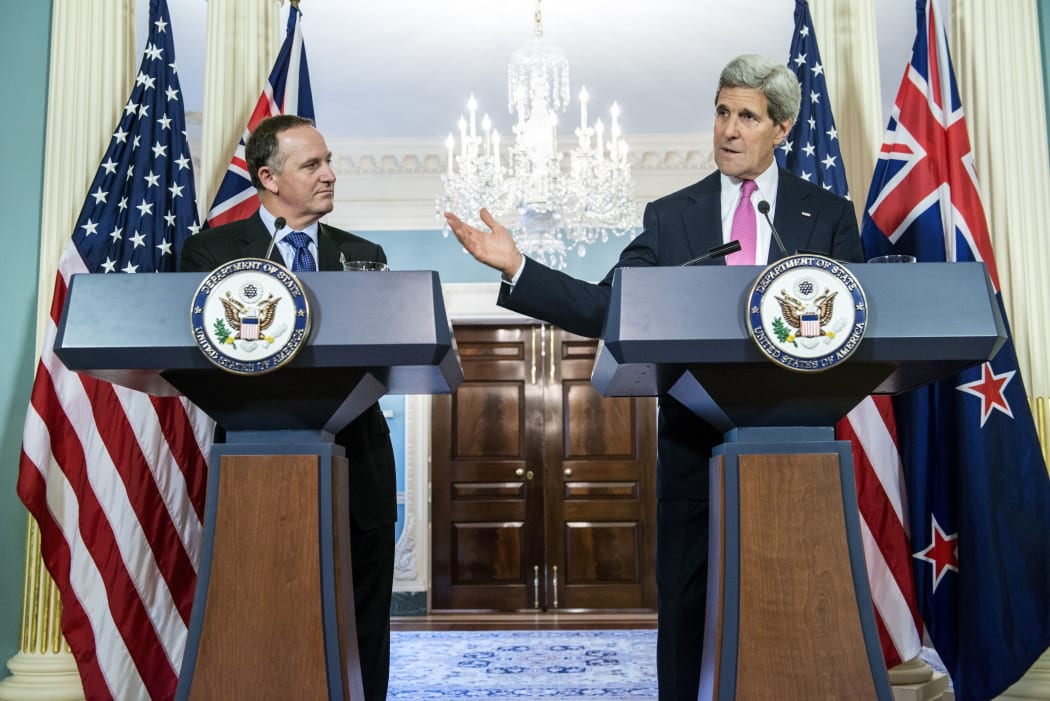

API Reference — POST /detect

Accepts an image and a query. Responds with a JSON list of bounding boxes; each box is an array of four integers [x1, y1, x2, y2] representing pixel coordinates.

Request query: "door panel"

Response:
[[432, 324, 656, 612]]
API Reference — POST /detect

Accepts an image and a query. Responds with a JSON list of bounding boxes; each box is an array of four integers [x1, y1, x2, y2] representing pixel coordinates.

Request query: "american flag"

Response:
[[17, 1, 212, 699], [862, 1, 1050, 699], [774, 0, 923, 670], [203, 4, 314, 228]]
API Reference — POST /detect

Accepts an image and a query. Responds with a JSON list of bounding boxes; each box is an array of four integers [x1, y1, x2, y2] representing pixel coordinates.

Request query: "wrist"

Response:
[[502, 251, 523, 279]]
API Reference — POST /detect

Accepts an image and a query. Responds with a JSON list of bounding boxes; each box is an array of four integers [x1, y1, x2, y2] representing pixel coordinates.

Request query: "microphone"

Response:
[[263, 216, 287, 262], [679, 240, 741, 266], [757, 200, 788, 258]]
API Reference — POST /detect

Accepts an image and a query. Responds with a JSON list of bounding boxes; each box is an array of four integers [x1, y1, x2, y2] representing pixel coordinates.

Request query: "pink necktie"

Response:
[[726, 180, 758, 266]]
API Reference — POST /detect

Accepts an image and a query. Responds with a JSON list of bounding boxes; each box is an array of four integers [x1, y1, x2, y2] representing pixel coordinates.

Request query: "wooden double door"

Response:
[[431, 324, 657, 612]]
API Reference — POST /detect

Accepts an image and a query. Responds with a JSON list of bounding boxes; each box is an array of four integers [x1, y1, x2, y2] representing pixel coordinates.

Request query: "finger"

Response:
[[479, 207, 498, 231], [443, 212, 465, 230]]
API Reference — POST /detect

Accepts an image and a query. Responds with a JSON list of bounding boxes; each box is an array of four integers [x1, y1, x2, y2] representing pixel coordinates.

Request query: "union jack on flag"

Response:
[[203, 4, 314, 228], [18, 1, 213, 699], [862, 2, 1050, 699], [775, 0, 923, 671]]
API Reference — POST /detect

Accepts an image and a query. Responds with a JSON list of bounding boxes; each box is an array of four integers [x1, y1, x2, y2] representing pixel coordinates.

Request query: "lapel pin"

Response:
[[801, 211, 812, 217]]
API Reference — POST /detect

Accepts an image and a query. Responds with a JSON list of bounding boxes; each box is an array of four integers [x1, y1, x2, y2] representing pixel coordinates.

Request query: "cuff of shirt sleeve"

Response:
[[501, 256, 527, 287]]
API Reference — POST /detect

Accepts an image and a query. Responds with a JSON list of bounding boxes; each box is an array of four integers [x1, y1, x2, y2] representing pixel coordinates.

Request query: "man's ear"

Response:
[[257, 167, 280, 195], [773, 118, 793, 146]]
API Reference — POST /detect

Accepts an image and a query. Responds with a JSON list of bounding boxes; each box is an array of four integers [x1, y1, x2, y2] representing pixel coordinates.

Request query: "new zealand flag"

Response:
[[861, 2, 1050, 699]]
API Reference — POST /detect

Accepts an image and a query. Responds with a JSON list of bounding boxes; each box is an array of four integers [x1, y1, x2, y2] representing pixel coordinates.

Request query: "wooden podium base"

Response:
[[176, 436, 363, 700], [700, 427, 892, 701]]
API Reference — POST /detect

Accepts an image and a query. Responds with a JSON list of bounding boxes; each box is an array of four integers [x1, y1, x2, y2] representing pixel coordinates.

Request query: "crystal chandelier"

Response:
[[437, 0, 639, 270]]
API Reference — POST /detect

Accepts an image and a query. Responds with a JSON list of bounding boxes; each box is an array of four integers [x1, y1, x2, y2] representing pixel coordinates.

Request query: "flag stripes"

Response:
[[17, 2, 211, 698]]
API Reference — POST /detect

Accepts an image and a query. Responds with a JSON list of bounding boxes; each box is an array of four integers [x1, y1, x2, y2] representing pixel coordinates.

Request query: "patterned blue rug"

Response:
[[388, 629, 658, 699]]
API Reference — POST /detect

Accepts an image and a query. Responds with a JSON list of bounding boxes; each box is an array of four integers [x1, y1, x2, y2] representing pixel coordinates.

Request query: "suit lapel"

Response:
[[679, 172, 724, 263], [771, 172, 816, 261], [236, 211, 285, 263], [317, 224, 345, 271]]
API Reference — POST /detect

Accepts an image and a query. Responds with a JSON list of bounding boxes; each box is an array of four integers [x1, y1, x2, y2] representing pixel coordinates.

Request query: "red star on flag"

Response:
[[914, 515, 959, 591], [957, 361, 1015, 427]]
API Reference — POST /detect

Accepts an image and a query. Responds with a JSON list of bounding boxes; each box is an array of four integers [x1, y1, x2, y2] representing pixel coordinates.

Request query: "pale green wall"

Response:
[[0, 0, 52, 679]]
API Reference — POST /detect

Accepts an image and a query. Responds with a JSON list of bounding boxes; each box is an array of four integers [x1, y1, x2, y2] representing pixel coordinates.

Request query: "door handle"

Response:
[[552, 565, 559, 609], [516, 468, 534, 480], [533, 565, 540, 609]]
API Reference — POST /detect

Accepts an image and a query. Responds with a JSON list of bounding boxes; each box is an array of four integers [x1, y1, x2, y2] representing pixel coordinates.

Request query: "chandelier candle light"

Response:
[[438, 1, 639, 270]]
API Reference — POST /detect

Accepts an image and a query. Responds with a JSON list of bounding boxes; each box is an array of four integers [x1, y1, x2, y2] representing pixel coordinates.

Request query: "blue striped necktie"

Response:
[[282, 230, 316, 272]]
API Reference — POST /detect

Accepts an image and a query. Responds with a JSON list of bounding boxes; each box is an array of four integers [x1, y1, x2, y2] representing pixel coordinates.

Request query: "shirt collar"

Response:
[[257, 205, 320, 243]]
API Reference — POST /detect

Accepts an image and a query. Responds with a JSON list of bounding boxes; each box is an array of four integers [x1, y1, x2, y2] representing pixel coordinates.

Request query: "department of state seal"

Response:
[[746, 254, 867, 372], [190, 258, 310, 375]]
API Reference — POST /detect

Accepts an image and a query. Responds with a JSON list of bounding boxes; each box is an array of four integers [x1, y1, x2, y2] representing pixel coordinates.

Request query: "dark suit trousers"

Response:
[[351, 521, 395, 701], [657, 499, 709, 701]]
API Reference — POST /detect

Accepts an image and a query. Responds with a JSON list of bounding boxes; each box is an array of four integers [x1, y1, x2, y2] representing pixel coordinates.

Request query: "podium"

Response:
[[55, 270, 462, 701], [592, 263, 1004, 700]]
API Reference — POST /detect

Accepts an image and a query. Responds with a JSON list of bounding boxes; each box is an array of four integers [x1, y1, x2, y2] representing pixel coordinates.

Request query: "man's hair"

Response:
[[245, 114, 317, 190], [716, 54, 800, 125]]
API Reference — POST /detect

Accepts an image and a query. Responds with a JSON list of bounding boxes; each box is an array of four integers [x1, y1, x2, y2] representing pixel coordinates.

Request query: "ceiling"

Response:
[[143, 1, 917, 142]]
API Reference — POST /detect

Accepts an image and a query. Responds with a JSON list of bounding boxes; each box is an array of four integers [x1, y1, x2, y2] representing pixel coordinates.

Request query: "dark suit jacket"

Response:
[[179, 211, 396, 530], [498, 169, 864, 499]]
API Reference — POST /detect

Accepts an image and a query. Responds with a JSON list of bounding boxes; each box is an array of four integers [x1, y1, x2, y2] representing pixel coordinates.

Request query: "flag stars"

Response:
[[124, 101, 138, 116], [803, 143, 816, 157], [157, 239, 173, 256], [118, 196, 128, 211], [779, 139, 793, 154], [809, 90, 821, 104], [169, 182, 184, 198], [109, 226, 124, 242], [811, 62, 824, 77], [114, 127, 129, 144], [144, 42, 163, 61], [800, 25, 810, 37], [133, 135, 141, 149], [136, 198, 153, 217], [914, 515, 958, 591], [188, 222, 201, 235], [80, 219, 99, 236], [793, 53, 807, 68], [145, 170, 160, 188], [165, 86, 179, 102], [157, 114, 172, 130], [164, 211, 177, 227], [138, 103, 150, 118], [130, 231, 147, 248], [122, 261, 139, 274], [957, 362, 1015, 427], [808, 117, 816, 130], [175, 154, 191, 171], [154, 17, 167, 32], [821, 154, 837, 170], [135, 72, 157, 91], [152, 141, 168, 158], [826, 126, 839, 141], [799, 170, 813, 182], [90, 187, 108, 204], [101, 257, 117, 273], [101, 158, 119, 174]]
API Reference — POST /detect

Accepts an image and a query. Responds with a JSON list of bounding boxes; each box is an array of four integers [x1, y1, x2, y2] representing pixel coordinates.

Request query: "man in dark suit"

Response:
[[445, 54, 864, 700], [180, 114, 396, 701]]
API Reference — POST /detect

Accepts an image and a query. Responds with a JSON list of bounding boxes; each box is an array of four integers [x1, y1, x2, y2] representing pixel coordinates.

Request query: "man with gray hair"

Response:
[[445, 53, 863, 699]]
